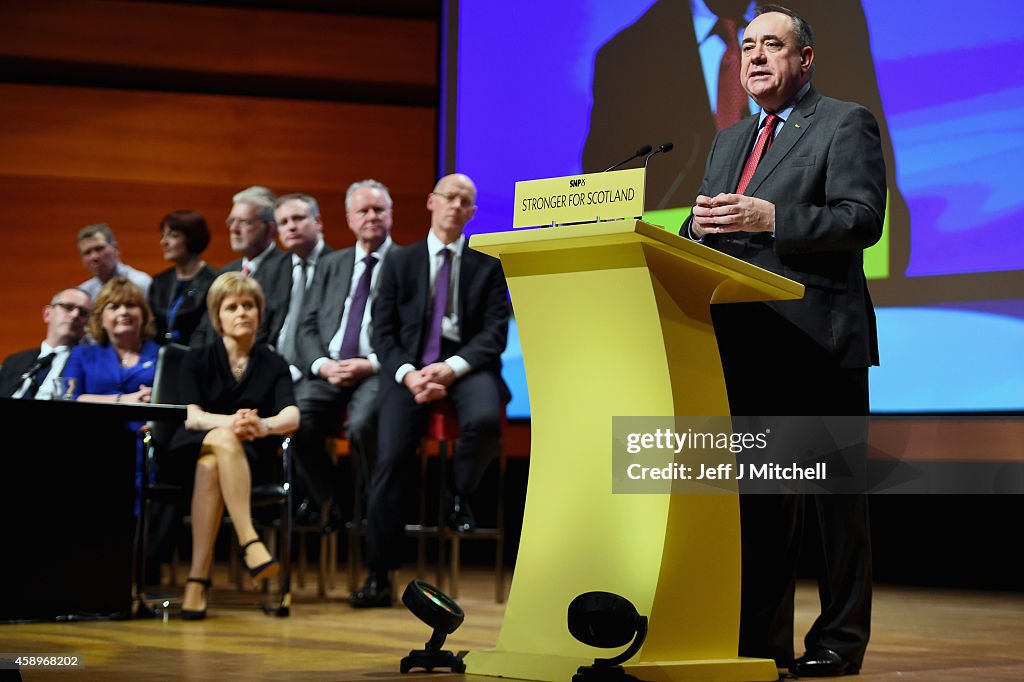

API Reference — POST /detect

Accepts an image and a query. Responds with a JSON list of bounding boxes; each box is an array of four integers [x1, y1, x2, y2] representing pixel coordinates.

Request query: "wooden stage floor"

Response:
[[2, 566, 1022, 681]]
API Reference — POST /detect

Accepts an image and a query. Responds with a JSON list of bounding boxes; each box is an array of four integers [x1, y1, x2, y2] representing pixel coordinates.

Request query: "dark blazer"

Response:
[[581, 0, 909, 273], [371, 237, 510, 391], [295, 244, 387, 377], [683, 85, 885, 369], [0, 348, 43, 397], [260, 243, 334, 349], [148, 264, 218, 346]]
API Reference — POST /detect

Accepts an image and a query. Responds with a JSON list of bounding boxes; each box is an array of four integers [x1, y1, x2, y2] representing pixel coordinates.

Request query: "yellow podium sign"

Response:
[[464, 220, 804, 682], [513, 168, 645, 228]]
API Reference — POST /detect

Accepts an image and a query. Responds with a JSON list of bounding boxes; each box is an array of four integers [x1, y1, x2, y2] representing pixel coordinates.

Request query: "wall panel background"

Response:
[[0, 0, 439, 359]]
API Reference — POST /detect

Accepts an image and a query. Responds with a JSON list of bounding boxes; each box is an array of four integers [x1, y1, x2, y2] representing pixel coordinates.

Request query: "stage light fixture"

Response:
[[399, 579, 466, 674], [568, 591, 649, 682]]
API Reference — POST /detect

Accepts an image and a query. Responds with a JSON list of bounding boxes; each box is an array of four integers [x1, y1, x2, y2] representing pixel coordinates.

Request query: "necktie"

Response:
[[21, 352, 57, 399], [241, 262, 252, 278], [715, 17, 747, 131], [338, 255, 378, 360], [420, 248, 453, 366], [278, 259, 308, 363], [735, 113, 779, 195]]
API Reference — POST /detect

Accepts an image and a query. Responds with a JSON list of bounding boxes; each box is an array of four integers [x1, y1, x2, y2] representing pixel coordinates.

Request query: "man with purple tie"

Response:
[[351, 173, 510, 608], [292, 180, 395, 530]]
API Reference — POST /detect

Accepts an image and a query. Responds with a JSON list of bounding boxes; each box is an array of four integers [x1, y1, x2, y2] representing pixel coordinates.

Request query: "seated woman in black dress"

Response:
[[170, 272, 300, 620]]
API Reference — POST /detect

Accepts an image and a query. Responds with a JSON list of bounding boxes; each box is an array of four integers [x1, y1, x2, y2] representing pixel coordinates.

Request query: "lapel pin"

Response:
[[794, 123, 801, 128]]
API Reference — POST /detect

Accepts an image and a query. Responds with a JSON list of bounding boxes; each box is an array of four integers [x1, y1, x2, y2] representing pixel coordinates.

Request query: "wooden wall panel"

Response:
[[0, 0, 437, 90], [0, 87, 437, 360]]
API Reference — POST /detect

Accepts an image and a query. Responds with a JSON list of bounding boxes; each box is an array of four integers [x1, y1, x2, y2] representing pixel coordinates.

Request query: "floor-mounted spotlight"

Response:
[[399, 579, 466, 674], [568, 591, 649, 682]]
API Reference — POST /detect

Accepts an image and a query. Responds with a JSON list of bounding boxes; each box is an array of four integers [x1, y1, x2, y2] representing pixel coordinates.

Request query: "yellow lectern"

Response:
[[465, 219, 804, 682]]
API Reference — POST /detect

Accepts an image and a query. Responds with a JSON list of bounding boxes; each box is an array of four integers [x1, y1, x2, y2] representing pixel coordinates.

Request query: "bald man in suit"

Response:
[[351, 173, 510, 608]]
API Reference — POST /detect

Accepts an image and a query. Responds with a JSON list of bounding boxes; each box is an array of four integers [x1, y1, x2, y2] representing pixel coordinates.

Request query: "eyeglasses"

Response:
[[53, 302, 91, 316], [431, 192, 475, 208], [225, 217, 265, 229]]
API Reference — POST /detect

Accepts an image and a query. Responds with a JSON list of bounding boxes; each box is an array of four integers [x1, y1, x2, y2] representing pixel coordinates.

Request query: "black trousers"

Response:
[[364, 370, 504, 572], [713, 301, 872, 669], [292, 374, 379, 509]]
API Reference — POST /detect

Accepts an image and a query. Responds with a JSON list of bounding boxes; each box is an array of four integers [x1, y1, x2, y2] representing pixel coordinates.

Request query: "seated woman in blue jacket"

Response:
[[63, 276, 158, 404]]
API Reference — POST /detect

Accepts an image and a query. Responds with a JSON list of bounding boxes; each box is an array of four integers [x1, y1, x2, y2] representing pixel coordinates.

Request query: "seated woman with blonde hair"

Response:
[[167, 271, 299, 620]]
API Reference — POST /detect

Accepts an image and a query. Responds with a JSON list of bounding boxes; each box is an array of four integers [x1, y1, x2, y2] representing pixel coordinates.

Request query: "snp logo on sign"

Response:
[[569, 178, 586, 188]]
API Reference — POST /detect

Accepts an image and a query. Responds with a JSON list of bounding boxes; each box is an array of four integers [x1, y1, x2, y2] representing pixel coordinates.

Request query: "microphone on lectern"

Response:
[[602, 144, 654, 172]]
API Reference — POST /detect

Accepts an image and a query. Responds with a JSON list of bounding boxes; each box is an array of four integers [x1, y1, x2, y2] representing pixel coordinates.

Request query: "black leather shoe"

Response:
[[789, 648, 859, 677], [350, 573, 392, 608], [448, 495, 476, 533], [181, 577, 211, 621]]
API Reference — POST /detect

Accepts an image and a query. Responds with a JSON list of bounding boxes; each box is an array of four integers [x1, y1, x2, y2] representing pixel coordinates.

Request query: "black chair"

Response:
[[132, 343, 293, 617]]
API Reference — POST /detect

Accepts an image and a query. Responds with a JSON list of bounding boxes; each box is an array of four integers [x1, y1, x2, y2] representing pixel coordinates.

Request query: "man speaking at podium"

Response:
[[681, 5, 882, 678]]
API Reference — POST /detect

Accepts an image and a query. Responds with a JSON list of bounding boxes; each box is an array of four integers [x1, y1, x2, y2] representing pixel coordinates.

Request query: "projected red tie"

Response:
[[716, 17, 747, 130], [735, 113, 779, 195]]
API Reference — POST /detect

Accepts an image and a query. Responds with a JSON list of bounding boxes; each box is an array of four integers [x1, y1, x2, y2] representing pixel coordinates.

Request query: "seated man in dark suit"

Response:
[[1, 287, 92, 399], [190, 185, 289, 348], [291, 180, 396, 527], [351, 173, 510, 607]]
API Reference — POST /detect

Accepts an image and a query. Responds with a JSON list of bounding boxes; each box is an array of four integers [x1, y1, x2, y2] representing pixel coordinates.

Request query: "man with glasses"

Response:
[[292, 180, 395, 529], [351, 173, 510, 607], [1, 288, 93, 399], [76, 223, 152, 299], [192, 186, 289, 348]]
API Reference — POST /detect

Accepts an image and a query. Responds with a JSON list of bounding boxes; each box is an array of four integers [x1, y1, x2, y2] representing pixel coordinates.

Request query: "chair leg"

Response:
[[449, 534, 460, 600], [317, 532, 329, 598], [297, 532, 308, 589], [435, 438, 450, 592]]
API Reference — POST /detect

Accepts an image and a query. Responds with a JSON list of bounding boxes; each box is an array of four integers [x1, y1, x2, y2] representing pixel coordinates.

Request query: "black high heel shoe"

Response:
[[239, 538, 280, 580], [181, 577, 211, 621]]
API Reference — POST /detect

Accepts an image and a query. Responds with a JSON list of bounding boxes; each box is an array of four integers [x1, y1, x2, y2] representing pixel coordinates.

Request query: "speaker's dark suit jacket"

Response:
[[582, 0, 909, 274], [372, 238, 510, 391], [685, 85, 884, 369], [0, 348, 44, 397], [683, 84, 881, 668]]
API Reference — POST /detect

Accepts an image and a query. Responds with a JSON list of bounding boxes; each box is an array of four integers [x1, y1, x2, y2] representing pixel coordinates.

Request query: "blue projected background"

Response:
[[448, 1, 1024, 415]]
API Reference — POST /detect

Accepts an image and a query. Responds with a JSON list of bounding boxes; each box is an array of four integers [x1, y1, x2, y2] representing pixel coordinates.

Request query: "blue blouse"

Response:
[[63, 340, 160, 399]]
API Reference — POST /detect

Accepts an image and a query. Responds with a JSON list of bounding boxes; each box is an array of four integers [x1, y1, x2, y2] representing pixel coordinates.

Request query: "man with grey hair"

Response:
[[76, 223, 152, 299], [682, 5, 879, 676], [1, 288, 92, 399], [192, 185, 288, 348], [292, 179, 395, 529]]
